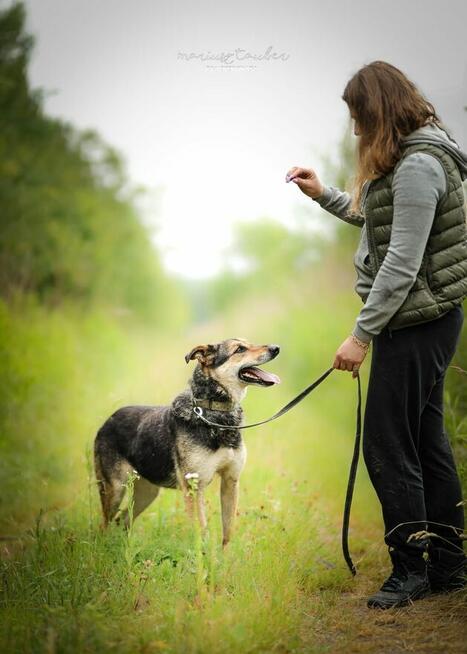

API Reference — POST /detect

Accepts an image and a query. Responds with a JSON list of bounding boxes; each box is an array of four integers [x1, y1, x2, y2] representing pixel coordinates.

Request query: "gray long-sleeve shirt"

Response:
[[315, 152, 447, 343]]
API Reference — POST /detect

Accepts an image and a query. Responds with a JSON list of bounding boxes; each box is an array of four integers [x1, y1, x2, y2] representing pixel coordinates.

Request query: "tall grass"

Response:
[[0, 277, 465, 653], [0, 295, 186, 533]]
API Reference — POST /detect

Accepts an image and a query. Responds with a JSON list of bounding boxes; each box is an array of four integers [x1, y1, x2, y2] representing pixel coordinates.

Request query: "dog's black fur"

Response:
[[94, 338, 280, 543], [95, 366, 244, 488]]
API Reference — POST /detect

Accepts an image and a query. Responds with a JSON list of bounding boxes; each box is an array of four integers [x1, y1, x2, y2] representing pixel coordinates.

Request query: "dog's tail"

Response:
[[94, 435, 110, 527]]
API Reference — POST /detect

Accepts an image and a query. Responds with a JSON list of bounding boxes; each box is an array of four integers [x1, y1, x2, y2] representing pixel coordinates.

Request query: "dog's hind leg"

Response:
[[120, 477, 160, 528], [95, 454, 132, 528]]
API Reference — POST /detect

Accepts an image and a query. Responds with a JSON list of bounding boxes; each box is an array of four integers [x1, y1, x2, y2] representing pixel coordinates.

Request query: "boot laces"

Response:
[[380, 566, 407, 592]]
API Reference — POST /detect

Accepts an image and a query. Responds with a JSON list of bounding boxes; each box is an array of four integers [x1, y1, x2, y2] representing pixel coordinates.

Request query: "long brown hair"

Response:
[[342, 61, 441, 213]]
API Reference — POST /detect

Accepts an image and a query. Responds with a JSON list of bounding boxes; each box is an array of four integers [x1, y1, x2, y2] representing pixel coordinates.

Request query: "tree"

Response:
[[0, 2, 184, 326]]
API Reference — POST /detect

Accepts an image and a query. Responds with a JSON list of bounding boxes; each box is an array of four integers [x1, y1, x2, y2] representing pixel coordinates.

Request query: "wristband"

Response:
[[350, 333, 370, 352]]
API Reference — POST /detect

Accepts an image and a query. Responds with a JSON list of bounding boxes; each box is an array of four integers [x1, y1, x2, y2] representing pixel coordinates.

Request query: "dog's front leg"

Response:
[[180, 476, 207, 533], [176, 465, 195, 519], [220, 475, 239, 547], [196, 488, 207, 531], [180, 479, 195, 518]]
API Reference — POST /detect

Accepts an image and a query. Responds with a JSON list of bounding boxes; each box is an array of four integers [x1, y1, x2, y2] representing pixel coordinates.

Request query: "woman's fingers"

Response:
[[333, 336, 367, 377], [285, 166, 311, 182], [286, 167, 323, 199], [333, 355, 359, 373], [333, 355, 343, 370], [285, 167, 300, 182]]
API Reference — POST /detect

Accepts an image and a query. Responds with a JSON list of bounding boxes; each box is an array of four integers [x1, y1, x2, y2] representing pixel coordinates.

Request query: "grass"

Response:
[[0, 278, 466, 653]]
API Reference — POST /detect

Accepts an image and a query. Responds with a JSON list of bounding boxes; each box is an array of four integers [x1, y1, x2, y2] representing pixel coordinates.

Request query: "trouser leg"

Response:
[[363, 305, 464, 557], [419, 374, 464, 553], [363, 328, 428, 556]]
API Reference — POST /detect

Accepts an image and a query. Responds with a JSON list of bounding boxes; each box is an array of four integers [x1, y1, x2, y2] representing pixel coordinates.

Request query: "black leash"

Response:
[[342, 371, 362, 576], [193, 366, 335, 429], [193, 366, 363, 575]]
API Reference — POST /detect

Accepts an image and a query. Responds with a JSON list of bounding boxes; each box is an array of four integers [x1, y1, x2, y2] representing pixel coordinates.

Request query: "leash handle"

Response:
[[193, 366, 335, 430]]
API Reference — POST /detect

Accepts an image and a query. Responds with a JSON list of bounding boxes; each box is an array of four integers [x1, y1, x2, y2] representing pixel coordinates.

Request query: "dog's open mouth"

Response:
[[239, 365, 281, 386]]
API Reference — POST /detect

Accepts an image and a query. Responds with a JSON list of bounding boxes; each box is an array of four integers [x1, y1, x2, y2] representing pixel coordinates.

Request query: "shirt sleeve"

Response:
[[352, 152, 447, 343], [313, 185, 365, 228]]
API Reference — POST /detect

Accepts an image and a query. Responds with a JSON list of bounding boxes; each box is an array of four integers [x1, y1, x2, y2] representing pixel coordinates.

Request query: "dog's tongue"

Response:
[[247, 366, 281, 384]]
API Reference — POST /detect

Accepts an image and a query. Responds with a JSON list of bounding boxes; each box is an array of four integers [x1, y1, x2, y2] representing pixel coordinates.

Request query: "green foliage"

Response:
[[445, 314, 467, 489], [193, 216, 328, 320], [1, 265, 465, 653], [195, 124, 360, 322], [0, 6, 465, 652], [0, 284, 380, 654], [0, 482, 342, 654], [0, 296, 181, 531], [0, 3, 185, 325]]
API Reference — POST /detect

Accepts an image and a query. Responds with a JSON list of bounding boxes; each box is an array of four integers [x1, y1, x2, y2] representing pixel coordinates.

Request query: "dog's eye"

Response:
[[235, 345, 247, 354]]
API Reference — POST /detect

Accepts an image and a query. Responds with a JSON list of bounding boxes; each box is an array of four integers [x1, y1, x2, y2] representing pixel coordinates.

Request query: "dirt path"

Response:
[[311, 581, 466, 653], [301, 520, 467, 653]]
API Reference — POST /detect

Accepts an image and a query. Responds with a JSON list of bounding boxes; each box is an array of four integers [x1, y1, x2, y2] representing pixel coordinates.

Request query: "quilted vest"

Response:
[[363, 142, 467, 330]]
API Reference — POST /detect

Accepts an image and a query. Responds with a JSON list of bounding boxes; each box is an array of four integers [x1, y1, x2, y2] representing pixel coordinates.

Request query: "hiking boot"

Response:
[[428, 546, 467, 593], [367, 549, 430, 609]]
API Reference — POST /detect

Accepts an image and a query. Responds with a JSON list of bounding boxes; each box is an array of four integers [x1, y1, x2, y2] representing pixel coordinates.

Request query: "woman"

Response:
[[286, 61, 467, 609]]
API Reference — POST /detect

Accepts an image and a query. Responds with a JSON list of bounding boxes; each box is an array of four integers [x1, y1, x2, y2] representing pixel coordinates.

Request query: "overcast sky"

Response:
[[23, 0, 467, 278]]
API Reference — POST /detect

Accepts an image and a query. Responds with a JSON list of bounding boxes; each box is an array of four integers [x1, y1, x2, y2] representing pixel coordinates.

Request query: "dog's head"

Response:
[[185, 338, 280, 397]]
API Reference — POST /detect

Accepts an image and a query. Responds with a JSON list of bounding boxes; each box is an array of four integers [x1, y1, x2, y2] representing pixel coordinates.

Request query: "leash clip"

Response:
[[193, 406, 203, 418]]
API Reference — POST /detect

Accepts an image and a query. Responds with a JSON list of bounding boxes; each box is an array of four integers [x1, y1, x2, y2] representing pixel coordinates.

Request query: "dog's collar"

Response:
[[193, 398, 236, 412]]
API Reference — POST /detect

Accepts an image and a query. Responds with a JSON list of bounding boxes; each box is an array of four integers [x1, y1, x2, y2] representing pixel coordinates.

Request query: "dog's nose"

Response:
[[268, 344, 280, 357]]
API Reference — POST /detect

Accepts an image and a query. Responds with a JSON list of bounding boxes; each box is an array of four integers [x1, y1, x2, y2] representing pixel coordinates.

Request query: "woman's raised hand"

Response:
[[285, 167, 324, 199]]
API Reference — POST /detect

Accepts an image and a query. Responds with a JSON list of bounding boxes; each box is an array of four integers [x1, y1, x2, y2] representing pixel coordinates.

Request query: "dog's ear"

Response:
[[184, 344, 217, 366]]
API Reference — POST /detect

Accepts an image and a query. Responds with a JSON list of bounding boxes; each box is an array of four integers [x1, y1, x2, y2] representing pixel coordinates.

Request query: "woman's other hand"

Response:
[[285, 166, 324, 199], [333, 336, 368, 378]]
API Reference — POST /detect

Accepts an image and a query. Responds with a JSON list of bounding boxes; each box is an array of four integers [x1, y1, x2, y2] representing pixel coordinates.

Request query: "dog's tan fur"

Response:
[[94, 338, 280, 545]]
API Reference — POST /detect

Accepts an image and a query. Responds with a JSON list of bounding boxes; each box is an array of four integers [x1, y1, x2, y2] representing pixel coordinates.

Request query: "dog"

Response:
[[94, 338, 280, 545]]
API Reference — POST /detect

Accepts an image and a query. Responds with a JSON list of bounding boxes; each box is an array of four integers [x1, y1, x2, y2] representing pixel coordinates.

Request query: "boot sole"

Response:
[[367, 584, 431, 610]]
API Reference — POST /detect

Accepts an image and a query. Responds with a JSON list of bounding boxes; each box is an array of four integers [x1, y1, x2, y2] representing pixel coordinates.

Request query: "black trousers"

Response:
[[363, 303, 465, 557]]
